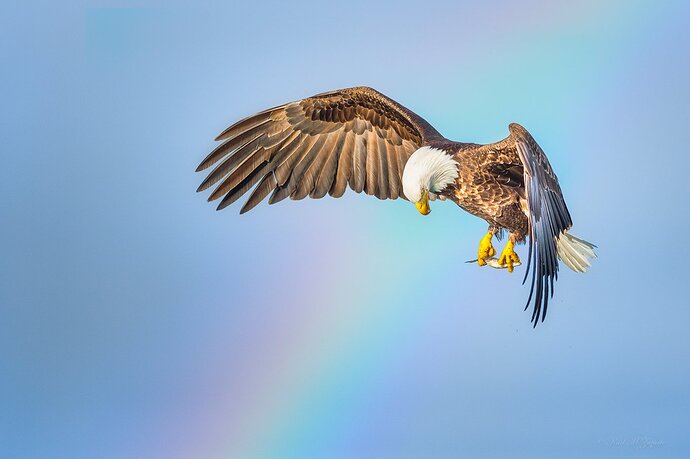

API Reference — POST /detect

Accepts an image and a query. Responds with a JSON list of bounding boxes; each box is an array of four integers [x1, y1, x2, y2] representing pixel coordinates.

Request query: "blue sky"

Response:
[[2, 1, 689, 458]]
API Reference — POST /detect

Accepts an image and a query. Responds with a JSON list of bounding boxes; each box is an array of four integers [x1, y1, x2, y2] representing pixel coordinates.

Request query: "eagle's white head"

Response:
[[402, 147, 459, 215]]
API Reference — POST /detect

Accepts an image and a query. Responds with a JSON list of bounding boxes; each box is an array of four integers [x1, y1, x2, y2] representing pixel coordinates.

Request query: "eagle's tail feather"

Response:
[[556, 231, 597, 273]]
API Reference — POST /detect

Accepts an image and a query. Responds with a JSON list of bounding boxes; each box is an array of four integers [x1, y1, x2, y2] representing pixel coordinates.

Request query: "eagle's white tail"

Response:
[[556, 232, 597, 273]]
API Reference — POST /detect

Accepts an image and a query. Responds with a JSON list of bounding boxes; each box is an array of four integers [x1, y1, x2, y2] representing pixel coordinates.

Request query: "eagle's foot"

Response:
[[498, 240, 521, 273], [477, 231, 496, 266]]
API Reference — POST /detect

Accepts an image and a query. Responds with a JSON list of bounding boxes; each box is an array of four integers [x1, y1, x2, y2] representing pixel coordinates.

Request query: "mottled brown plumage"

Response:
[[197, 86, 590, 326], [437, 136, 530, 241]]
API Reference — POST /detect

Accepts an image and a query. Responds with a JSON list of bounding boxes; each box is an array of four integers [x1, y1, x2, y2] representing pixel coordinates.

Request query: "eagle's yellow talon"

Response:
[[498, 240, 520, 273], [477, 231, 495, 266]]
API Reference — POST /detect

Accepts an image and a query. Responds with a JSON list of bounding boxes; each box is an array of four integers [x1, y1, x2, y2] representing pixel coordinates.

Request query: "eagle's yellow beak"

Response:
[[415, 190, 431, 215]]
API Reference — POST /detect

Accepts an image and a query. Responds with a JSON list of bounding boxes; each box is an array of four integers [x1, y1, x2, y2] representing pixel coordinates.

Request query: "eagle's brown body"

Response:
[[434, 139, 529, 241]]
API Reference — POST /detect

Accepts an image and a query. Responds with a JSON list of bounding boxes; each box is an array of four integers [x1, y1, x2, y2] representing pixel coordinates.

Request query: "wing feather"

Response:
[[375, 129, 389, 199], [216, 162, 270, 210], [386, 137, 401, 199], [289, 135, 328, 200], [310, 133, 343, 199], [268, 184, 290, 205], [214, 104, 285, 142], [365, 128, 380, 197], [350, 134, 367, 193], [274, 135, 318, 187], [267, 131, 302, 183], [206, 138, 269, 200], [196, 133, 264, 191], [209, 155, 263, 201], [511, 123, 573, 327], [329, 131, 355, 198], [240, 172, 277, 214], [198, 120, 271, 172]]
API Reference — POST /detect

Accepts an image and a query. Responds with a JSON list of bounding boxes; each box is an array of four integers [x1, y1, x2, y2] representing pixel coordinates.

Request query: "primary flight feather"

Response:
[[196, 86, 596, 326]]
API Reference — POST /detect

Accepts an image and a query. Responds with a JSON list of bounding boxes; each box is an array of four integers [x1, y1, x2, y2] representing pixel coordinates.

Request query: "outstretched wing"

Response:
[[197, 86, 444, 213], [511, 123, 573, 327]]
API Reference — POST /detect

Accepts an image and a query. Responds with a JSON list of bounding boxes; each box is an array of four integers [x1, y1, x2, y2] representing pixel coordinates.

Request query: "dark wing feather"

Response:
[[511, 123, 573, 327], [329, 132, 355, 198], [486, 163, 524, 190], [241, 172, 276, 214], [197, 86, 443, 212]]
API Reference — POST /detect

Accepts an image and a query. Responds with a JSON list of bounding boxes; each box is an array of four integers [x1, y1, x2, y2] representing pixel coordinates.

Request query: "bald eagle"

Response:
[[196, 87, 596, 326]]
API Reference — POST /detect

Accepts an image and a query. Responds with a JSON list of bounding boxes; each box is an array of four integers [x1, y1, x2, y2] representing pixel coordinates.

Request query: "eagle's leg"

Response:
[[498, 233, 521, 273], [477, 227, 498, 266]]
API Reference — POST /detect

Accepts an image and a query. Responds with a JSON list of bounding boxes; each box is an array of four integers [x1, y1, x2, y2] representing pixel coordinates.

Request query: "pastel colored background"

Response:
[[2, 1, 689, 458]]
